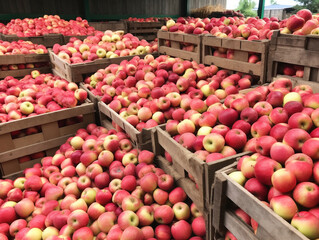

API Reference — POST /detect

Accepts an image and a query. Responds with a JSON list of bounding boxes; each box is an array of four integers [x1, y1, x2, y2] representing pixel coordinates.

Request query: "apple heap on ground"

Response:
[[163, 9, 319, 39], [218, 78, 319, 239], [82, 54, 253, 131], [0, 15, 95, 37], [53, 30, 158, 64], [0, 71, 88, 123], [0, 124, 206, 240]]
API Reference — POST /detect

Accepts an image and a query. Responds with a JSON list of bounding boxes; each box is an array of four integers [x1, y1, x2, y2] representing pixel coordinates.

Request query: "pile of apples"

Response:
[[82, 54, 254, 131], [0, 71, 88, 123], [201, 78, 319, 239], [0, 40, 48, 55], [53, 30, 158, 64], [281, 9, 319, 35], [163, 15, 280, 40], [0, 124, 206, 240], [0, 15, 95, 37], [163, 9, 319, 40]]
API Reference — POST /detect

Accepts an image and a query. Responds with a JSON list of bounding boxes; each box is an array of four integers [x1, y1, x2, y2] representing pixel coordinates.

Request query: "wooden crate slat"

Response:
[[1, 146, 59, 178], [0, 133, 15, 152], [1, 33, 64, 48], [0, 102, 94, 134], [224, 210, 259, 240], [271, 47, 319, 68], [13, 133, 44, 149], [0, 66, 52, 79], [223, 172, 308, 240], [159, 46, 200, 62], [0, 134, 73, 163], [204, 56, 262, 75], [202, 35, 268, 83], [267, 30, 319, 83], [157, 30, 202, 63]]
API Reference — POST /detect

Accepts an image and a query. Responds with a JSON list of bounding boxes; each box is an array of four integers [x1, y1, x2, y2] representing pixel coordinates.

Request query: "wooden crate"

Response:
[[0, 33, 64, 48], [267, 30, 319, 83], [151, 125, 249, 214], [89, 21, 127, 32], [98, 102, 162, 151], [202, 35, 269, 83], [0, 101, 95, 177], [0, 53, 51, 79], [158, 30, 202, 63], [212, 162, 308, 240], [50, 50, 152, 83], [126, 21, 162, 41]]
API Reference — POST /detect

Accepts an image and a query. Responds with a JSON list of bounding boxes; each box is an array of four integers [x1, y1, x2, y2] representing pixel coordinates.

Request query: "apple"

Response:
[[286, 153, 313, 182], [254, 158, 282, 185], [67, 209, 89, 230], [291, 211, 319, 239], [136, 206, 154, 226], [154, 205, 174, 224], [270, 195, 298, 221], [293, 182, 319, 208], [117, 210, 139, 230], [283, 128, 311, 152], [225, 129, 247, 151], [171, 220, 192, 240], [244, 178, 268, 201], [270, 142, 294, 165], [97, 211, 117, 234], [202, 133, 225, 153], [271, 168, 296, 193]]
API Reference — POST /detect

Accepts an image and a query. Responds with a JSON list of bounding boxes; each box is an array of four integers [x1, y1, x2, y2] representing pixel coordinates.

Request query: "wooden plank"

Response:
[[223, 172, 308, 240], [13, 133, 44, 149], [0, 53, 49, 65], [224, 211, 259, 240], [0, 134, 73, 163], [0, 102, 94, 134], [0, 66, 52, 79], [1, 33, 64, 48], [204, 56, 262, 76], [157, 30, 201, 63], [271, 47, 319, 68]]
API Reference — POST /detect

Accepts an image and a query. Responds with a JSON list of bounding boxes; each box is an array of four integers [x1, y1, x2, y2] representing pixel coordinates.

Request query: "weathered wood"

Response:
[[1, 33, 64, 48], [202, 34, 269, 83], [158, 30, 202, 63], [267, 30, 319, 83], [212, 160, 309, 240], [0, 101, 95, 176]]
